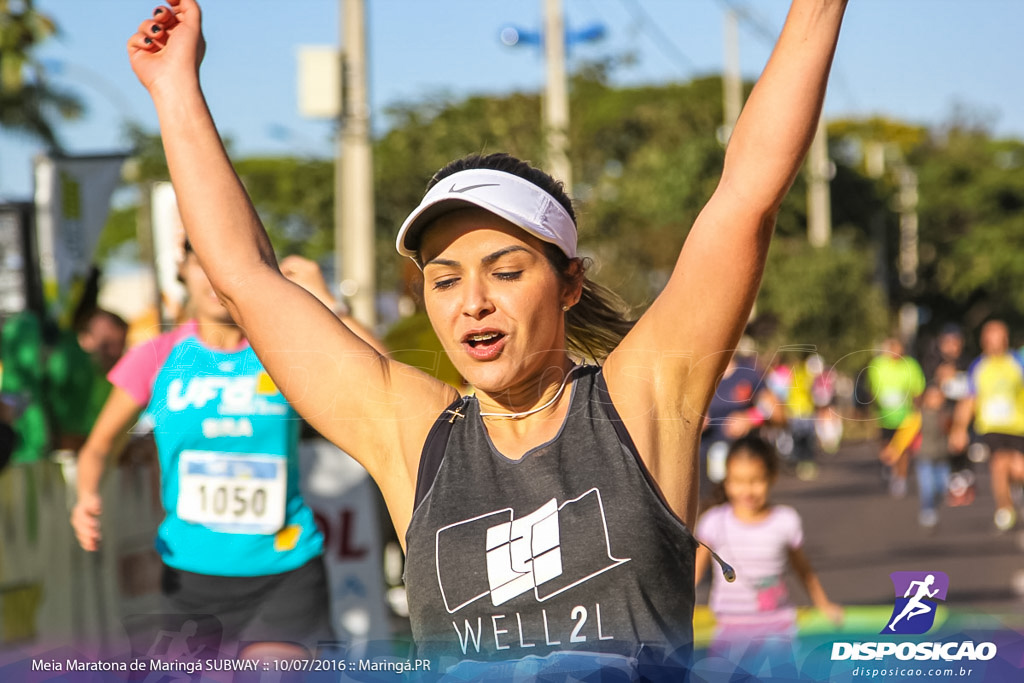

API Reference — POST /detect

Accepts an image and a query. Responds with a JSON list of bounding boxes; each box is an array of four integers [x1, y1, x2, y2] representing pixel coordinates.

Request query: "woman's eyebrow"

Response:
[[423, 257, 460, 269], [424, 245, 530, 269], [482, 245, 530, 266]]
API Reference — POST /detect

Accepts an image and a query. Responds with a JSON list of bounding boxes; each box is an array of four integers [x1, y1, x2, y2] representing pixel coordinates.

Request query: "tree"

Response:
[[96, 126, 338, 265], [100, 77, 1024, 366], [374, 91, 548, 288], [915, 126, 1024, 330], [757, 237, 889, 373], [93, 125, 169, 263], [234, 157, 335, 259], [0, 0, 82, 149]]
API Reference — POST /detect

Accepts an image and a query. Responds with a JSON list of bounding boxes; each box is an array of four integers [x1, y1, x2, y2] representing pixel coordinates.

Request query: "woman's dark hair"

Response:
[[423, 152, 635, 362], [177, 238, 194, 285], [699, 434, 780, 513], [727, 434, 780, 480]]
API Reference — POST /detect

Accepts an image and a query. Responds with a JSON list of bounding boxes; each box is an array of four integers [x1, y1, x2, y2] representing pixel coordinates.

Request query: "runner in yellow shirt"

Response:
[[950, 320, 1024, 532]]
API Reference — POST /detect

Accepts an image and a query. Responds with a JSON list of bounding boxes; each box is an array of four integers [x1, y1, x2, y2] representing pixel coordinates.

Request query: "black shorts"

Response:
[[156, 557, 333, 652], [979, 432, 1024, 455]]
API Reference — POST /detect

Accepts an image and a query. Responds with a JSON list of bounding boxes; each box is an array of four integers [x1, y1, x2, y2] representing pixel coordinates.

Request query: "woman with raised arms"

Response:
[[128, 0, 847, 677]]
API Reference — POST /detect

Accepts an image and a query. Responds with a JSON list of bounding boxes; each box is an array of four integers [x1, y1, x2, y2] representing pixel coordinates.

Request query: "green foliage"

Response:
[[374, 91, 547, 287], [382, 311, 463, 389], [829, 117, 928, 162], [93, 205, 137, 261], [80, 70, 1022, 364], [757, 237, 888, 372], [822, 111, 1024, 336], [97, 128, 335, 262], [0, 0, 80, 149], [0, 0, 56, 92], [572, 78, 726, 303], [123, 123, 169, 182], [915, 128, 1024, 321], [234, 157, 334, 259]]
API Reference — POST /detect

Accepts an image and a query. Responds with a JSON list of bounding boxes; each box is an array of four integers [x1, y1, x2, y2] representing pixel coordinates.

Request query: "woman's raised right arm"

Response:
[[128, 2, 458, 510]]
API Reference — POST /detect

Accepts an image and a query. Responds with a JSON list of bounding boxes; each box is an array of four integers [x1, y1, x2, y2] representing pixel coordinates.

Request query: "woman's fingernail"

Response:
[[152, 24, 162, 33], [154, 8, 164, 16], [145, 37, 153, 45]]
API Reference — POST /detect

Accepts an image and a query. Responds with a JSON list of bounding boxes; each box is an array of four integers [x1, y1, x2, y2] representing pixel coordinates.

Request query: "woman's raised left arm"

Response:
[[605, 0, 849, 526]]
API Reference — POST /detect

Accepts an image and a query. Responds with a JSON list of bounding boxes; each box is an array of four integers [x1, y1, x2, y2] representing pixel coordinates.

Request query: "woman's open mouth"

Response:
[[462, 331, 507, 361]]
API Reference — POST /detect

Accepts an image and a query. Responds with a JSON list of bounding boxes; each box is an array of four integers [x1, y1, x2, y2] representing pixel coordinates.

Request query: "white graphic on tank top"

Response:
[[486, 499, 562, 606], [435, 488, 631, 613]]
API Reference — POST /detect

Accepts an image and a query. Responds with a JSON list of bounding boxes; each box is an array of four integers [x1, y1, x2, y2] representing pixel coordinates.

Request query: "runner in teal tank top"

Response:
[[71, 243, 331, 658], [135, 321, 322, 576]]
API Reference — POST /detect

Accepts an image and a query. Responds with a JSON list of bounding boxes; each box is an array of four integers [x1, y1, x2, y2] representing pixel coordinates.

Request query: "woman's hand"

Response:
[[128, 0, 206, 96], [819, 600, 845, 627], [948, 428, 969, 454], [280, 255, 338, 310], [71, 492, 103, 552]]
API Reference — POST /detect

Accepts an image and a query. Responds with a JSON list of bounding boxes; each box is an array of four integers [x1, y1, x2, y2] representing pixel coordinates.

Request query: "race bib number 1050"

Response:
[[176, 451, 287, 534]]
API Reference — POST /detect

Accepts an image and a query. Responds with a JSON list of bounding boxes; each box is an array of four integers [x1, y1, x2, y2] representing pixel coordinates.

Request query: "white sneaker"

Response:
[[796, 461, 819, 481], [994, 507, 1017, 532], [889, 476, 908, 498], [918, 509, 939, 528]]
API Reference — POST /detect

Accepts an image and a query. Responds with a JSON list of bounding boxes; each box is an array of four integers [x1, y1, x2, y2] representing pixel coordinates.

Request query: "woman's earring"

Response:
[[562, 304, 570, 312]]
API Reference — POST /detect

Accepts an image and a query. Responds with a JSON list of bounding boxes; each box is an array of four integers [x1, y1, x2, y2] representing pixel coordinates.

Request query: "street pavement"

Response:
[[769, 437, 1024, 616]]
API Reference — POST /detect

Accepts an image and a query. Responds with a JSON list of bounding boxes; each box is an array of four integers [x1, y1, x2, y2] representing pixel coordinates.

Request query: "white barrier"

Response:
[[298, 438, 390, 643]]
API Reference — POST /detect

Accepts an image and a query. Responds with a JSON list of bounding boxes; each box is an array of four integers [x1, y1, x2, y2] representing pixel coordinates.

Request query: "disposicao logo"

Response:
[[883, 570, 948, 635], [830, 570, 998, 663]]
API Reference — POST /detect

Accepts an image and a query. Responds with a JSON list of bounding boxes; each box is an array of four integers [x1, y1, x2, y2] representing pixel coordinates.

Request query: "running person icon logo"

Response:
[[882, 571, 949, 635]]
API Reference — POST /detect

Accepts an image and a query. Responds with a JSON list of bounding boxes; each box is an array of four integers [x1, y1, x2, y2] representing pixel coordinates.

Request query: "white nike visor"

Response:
[[395, 168, 577, 263]]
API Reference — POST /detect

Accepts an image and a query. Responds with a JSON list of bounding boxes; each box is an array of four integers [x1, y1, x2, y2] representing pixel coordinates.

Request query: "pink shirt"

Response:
[[108, 321, 197, 406], [695, 503, 803, 618], [108, 321, 249, 406]]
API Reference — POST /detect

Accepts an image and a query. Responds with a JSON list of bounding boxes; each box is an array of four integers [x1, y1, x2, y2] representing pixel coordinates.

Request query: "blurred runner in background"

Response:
[[950, 319, 1024, 532]]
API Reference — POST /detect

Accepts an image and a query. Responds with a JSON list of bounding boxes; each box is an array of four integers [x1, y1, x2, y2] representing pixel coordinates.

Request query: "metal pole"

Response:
[[897, 166, 918, 289], [864, 140, 889, 301], [895, 166, 919, 346], [338, 0, 376, 326], [543, 0, 572, 192], [807, 112, 832, 247], [138, 181, 164, 325], [721, 9, 742, 144]]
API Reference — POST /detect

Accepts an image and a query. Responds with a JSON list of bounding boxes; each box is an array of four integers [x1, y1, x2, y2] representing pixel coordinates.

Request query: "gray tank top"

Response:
[[404, 365, 697, 670]]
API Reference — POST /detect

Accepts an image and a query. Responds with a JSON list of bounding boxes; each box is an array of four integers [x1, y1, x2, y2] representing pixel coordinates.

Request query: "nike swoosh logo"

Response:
[[449, 182, 500, 193]]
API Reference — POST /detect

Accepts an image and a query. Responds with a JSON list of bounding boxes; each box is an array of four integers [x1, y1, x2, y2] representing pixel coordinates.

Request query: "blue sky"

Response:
[[1, 0, 1022, 201]]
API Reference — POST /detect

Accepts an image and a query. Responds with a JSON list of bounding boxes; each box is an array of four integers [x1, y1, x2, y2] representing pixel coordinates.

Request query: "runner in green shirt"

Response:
[[866, 337, 926, 497]]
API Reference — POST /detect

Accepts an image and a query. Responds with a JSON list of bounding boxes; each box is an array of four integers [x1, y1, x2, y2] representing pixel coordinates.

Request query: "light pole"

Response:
[[338, 0, 376, 327], [720, 8, 742, 144], [864, 141, 919, 345], [543, 0, 571, 191], [807, 112, 834, 248], [500, 5, 605, 195], [298, 6, 376, 327]]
